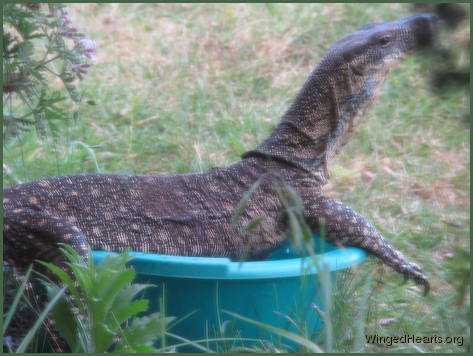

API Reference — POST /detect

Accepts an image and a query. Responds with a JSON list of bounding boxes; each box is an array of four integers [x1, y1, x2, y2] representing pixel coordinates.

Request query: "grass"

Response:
[[3, 3, 469, 353]]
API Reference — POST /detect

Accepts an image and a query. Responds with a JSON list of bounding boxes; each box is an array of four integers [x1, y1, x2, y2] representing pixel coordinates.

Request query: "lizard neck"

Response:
[[242, 60, 383, 184]]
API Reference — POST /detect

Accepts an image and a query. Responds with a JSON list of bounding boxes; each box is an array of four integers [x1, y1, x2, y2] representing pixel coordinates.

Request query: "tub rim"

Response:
[[92, 243, 367, 280]]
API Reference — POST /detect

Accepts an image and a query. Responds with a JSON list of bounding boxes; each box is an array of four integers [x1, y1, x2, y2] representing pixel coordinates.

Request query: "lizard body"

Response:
[[3, 14, 438, 293]]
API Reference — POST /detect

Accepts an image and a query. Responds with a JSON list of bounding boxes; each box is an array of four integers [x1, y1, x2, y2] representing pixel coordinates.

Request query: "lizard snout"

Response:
[[406, 13, 440, 49]]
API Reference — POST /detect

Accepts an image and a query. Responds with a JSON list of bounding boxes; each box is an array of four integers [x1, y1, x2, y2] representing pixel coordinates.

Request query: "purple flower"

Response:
[[52, 6, 97, 80], [71, 63, 92, 80], [77, 38, 96, 52], [62, 15, 72, 26], [76, 38, 97, 61], [56, 7, 83, 38], [86, 53, 97, 62], [58, 27, 78, 37]]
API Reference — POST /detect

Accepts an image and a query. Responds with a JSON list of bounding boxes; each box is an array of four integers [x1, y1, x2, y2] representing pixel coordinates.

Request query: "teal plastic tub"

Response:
[[92, 235, 366, 352]]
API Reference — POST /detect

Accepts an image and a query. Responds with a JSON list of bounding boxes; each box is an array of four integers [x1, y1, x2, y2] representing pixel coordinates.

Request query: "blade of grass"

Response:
[[70, 140, 101, 172], [162, 334, 263, 353], [164, 332, 217, 353], [2, 265, 33, 335], [320, 266, 333, 352], [222, 310, 323, 352], [231, 175, 265, 226], [16, 286, 67, 353]]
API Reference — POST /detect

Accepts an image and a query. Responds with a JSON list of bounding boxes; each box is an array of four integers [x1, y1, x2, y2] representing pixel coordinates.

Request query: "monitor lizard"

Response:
[[3, 14, 439, 294]]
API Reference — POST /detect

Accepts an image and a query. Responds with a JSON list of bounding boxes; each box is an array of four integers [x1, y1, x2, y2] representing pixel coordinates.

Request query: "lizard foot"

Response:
[[400, 262, 430, 295]]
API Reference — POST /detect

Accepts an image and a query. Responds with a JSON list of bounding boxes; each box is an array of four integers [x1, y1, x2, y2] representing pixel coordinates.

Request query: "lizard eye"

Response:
[[377, 35, 393, 47]]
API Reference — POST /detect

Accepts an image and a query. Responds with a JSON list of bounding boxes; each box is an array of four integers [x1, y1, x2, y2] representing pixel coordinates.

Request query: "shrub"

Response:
[[3, 3, 96, 141], [39, 245, 174, 353]]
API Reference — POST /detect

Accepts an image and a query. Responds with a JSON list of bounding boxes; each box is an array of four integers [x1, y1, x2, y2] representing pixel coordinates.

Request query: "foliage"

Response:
[[38, 245, 174, 353], [2, 3, 469, 353], [2, 266, 66, 353], [3, 3, 96, 141]]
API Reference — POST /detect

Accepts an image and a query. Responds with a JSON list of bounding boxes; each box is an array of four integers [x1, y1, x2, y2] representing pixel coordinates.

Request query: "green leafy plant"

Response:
[[38, 245, 174, 353], [3, 3, 96, 141]]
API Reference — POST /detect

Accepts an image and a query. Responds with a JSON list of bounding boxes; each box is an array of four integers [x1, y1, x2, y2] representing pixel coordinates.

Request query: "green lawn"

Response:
[[3, 3, 469, 352]]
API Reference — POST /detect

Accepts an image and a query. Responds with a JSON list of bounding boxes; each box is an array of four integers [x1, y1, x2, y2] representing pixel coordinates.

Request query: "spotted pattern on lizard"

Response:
[[3, 14, 439, 294]]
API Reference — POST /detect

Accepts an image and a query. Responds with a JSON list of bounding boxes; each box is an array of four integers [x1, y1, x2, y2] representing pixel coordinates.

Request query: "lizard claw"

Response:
[[401, 262, 430, 295], [416, 274, 430, 296]]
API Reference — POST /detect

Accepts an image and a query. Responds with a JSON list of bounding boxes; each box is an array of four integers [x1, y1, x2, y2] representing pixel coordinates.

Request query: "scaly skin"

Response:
[[4, 14, 438, 294]]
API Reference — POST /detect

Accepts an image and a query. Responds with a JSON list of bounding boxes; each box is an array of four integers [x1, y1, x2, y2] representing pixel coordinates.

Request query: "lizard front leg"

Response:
[[3, 208, 87, 352], [3, 208, 89, 271], [304, 196, 429, 294]]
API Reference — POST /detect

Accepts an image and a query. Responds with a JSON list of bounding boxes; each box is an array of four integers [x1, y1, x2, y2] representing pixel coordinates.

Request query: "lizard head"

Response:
[[333, 13, 439, 78], [321, 13, 439, 159]]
